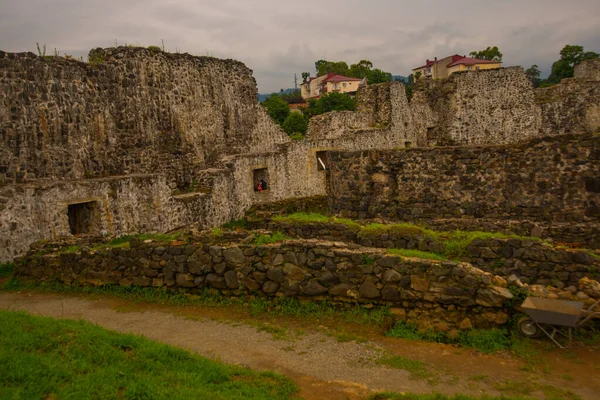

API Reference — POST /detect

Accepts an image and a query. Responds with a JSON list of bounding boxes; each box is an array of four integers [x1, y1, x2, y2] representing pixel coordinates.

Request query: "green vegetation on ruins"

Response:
[[386, 249, 448, 261], [0, 310, 296, 400], [269, 212, 537, 261], [272, 212, 362, 230]]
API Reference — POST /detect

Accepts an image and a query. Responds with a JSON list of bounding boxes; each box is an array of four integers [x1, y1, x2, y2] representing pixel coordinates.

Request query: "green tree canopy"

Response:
[[315, 60, 349, 76], [313, 59, 392, 84], [281, 112, 309, 139], [547, 44, 599, 84], [301, 72, 310, 83], [524, 64, 541, 87], [304, 92, 356, 117], [347, 59, 392, 84], [469, 46, 503, 62], [262, 94, 289, 125]]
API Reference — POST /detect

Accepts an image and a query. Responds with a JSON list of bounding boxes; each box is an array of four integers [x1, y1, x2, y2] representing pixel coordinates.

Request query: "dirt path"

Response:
[[1, 291, 599, 399]]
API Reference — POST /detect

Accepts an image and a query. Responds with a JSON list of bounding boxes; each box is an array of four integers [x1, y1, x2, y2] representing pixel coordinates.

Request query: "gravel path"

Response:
[[2, 291, 598, 399]]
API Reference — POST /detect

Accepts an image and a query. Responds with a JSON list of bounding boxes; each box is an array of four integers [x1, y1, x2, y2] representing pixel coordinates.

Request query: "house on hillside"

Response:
[[300, 73, 365, 100], [413, 54, 501, 80]]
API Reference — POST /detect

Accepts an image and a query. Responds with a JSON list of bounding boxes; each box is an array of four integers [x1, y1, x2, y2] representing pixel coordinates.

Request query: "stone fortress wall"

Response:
[[326, 134, 600, 248], [1, 47, 600, 262]]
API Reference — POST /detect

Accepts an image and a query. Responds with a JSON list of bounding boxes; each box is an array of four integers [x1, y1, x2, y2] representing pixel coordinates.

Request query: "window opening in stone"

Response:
[[426, 126, 436, 140], [316, 151, 327, 171], [404, 141, 412, 148], [67, 201, 99, 235], [253, 168, 270, 192]]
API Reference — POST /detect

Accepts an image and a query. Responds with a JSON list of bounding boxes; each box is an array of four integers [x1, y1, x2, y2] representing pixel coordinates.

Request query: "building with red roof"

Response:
[[412, 54, 501, 80], [301, 73, 366, 100]]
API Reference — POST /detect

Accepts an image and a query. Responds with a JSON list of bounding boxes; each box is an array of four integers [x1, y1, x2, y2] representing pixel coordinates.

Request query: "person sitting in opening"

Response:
[[260, 179, 267, 191], [257, 181, 263, 192]]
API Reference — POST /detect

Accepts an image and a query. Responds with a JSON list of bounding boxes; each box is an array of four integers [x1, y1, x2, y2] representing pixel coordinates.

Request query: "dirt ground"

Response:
[[1, 291, 599, 400]]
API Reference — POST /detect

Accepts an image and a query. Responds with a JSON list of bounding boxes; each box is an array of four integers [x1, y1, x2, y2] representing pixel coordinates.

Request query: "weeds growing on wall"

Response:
[[0, 264, 14, 278], [387, 249, 448, 261], [272, 213, 361, 230], [272, 212, 538, 261], [222, 218, 248, 230], [254, 232, 289, 245]]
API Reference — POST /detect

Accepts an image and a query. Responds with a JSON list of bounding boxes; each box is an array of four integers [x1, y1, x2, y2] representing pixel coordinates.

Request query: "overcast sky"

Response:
[[1, 0, 599, 93]]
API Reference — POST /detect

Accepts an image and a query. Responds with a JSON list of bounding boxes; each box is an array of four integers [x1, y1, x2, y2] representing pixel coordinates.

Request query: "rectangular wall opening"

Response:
[[316, 151, 327, 171], [404, 141, 413, 148], [68, 201, 99, 235], [253, 168, 270, 192]]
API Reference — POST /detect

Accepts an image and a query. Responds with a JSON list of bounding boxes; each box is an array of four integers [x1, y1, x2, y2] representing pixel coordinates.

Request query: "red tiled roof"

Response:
[[447, 56, 500, 67], [413, 60, 435, 70], [413, 54, 500, 70], [321, 74, 363, 83]]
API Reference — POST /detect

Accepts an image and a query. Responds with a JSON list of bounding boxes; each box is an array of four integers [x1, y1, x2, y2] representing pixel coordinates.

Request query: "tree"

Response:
[[262, 94, 289, 125], [279, 89, 303, 104], [301, 72, 310, 84], [304, 92, 356, 117], [469, 46, 503, 62], [315, 60, 349, 76], [524, 64, 541, 87], [281, 113, 308, 139], [547, 44, 599, 84]]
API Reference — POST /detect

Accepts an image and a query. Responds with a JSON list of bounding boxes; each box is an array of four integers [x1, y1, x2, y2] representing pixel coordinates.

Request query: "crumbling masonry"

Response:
[[1, 48, 600, 262]]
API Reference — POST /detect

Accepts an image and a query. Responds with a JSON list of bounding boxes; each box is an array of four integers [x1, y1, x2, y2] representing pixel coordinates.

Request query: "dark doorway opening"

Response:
[[253, 168, 270, 192], [68, 201, 99, 235], [316, 151, 327, 171]]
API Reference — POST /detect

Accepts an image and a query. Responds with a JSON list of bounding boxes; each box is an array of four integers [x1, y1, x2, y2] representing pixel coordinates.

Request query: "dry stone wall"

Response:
[[250, 220, 600, 286], [15, 236, 518, 332]]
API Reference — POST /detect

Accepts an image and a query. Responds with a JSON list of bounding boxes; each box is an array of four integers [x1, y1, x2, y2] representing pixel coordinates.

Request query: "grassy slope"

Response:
[[0, 310, 296, 400]]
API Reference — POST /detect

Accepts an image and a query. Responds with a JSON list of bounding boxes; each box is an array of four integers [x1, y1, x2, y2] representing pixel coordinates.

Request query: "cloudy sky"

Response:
[[1, 0, 599, 93]]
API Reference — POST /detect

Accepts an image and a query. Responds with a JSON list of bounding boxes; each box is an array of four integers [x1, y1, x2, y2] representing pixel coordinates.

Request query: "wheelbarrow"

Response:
[[517, 297, 600, 348]]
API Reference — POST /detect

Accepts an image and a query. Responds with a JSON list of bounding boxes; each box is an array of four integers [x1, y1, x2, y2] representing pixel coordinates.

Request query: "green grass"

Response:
[[376, 355, 430, 380], [0, 310, 297, 400], [0, 280, 394, 329], [0, 263, 14, 278], [387, 249, 448, 261], [360, 222, 429, 238], [386, 322, 510, 353], [271, 212, 538, 261], [254, 232, 289, 245], [53, 233, 187, 255], [273, 212, 362, 230], [222, 218, 248, 230]]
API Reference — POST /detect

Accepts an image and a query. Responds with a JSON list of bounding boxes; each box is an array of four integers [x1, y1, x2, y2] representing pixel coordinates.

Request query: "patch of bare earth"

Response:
[[1, 291, 598, 400]]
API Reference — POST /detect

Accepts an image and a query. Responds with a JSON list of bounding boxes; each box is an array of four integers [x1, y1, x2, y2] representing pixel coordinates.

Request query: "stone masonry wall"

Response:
[[250, 220, 600, 286], [327, 133, 600, 236], [0, 48, 289, 187], [15, 236, 518, 332], [418, 67, 542, 146]]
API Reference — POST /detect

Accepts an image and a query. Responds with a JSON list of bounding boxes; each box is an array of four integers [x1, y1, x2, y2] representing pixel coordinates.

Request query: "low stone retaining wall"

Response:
[[468, 239, 599, 286], [251, 220, 600, 286], [16, 236, 518, 333]]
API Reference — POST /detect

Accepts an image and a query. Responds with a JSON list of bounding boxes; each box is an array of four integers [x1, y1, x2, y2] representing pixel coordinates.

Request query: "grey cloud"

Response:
[[1, 0, 599, 92]]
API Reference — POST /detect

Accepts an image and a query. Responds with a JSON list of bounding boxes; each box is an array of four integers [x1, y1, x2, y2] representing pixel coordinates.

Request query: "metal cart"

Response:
[[517, 297, 600, 348]]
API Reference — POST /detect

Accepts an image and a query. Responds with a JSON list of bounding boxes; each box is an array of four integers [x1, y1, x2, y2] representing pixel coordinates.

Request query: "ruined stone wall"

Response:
[[0, 175, 172, 260], [249, 220, 600, 286], [574, 58, 600, 81], [0, 48, 289, 187], [416, 67, 542, 146], [306, 69, 545, 148], [15, 236, 517, 332], [328, 133, 600, 228]]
